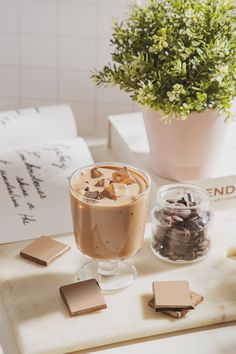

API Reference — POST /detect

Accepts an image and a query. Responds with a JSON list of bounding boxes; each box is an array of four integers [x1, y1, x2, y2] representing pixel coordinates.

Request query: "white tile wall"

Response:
[[0, 34, 18, 66], [95, 102, 134, 132], [21, 68, 57, 99], [59, 70, 95, 101], [0, 67, 19, 96], [59, 37, 96, 70], [20, 35, 57, 68], [59, 2, 97, 37], [0, 0, 138, 135], [20, 0, 57, 35], [0, 0, 18, 32]]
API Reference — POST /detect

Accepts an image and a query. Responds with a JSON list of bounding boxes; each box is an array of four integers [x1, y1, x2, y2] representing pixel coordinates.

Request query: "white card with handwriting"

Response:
[[0, 138, 93, 243]]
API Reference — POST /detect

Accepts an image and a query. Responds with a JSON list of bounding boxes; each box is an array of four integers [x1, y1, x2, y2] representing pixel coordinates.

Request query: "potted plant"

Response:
[[92, 0, 236, 181]]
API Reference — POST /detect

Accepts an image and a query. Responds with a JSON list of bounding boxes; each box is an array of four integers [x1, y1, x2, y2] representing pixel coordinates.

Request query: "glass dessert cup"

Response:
[[69, 162, 150, 292]]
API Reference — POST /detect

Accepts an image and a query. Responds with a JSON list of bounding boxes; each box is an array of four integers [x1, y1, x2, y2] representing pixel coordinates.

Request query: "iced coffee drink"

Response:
[[70, 163, 150, 261]]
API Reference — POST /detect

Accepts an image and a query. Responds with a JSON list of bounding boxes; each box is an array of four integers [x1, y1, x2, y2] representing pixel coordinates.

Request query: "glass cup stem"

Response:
[[98, 261, 119, 276]]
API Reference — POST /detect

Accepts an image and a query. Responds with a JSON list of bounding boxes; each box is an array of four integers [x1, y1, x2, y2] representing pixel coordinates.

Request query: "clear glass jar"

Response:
[[151, 184, 211, 263]]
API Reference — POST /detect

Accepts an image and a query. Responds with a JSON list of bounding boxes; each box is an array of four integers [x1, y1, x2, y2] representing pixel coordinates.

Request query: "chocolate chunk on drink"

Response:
[[112, 167, 134, 185], [100, 183, 117, 200], [91, 167, 103, 178], [95, 179, 105, 187], [84, 190, 101, 200]]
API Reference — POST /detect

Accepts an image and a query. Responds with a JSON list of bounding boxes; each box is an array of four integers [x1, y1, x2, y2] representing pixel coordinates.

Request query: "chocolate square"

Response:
[[20, 236, 70, 266], [148, 290, 204, 318], [59, 279, 107, 316], [153, 281, 194, 311]]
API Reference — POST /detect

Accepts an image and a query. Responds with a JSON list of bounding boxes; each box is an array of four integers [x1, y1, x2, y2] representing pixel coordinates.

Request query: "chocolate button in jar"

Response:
[[196, 239, 210, 256], [182, 251, 197, 261], [154, 226, 168, 241], [151, 184, 212, 263], [153, 209, 162, 220], [162, 208, 175, 217], [177, 208, 191, 219], [187, 212, 199, 221], [198, 212, 211, 228], [170, 226, 190, 243], [171, 215, 184, 223]]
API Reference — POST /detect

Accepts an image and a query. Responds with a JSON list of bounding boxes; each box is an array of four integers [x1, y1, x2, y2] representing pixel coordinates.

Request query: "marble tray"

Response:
[[0, 209, 236, 354]]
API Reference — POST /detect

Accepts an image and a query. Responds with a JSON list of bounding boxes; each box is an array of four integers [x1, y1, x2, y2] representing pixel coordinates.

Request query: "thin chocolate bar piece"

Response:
[[60, 279, 107, 316], [20, 236, 70, 266], [148, 291, 204, 318], [153, 281, 194, 311]]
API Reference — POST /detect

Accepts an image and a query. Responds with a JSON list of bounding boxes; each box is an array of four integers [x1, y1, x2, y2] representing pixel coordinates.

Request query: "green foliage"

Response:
[[92, 0, 236, 121]]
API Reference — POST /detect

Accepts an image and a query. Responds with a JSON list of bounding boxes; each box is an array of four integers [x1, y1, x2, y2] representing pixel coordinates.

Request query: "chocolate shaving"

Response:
[[101, 184, 117, 200], [84, 190, 101, 200], [95, 179, 104, 187], [91, 167, 103, 179]]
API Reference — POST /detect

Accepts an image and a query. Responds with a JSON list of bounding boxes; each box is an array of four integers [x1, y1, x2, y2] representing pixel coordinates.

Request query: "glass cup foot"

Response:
[[74, 260, 137, 293]]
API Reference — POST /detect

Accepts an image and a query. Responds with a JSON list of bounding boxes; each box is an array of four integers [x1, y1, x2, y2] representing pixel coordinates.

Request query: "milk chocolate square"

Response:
[[20, 236, 70, 266], [148, 291, 204, 318], [60, 279, 107, 316], [153, 281, 194, 311]]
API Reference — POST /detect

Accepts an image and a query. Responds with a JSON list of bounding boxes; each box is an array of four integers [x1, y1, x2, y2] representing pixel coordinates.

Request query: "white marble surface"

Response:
[[74, 324, 236, 354], [0, 210, 236, 354], [0, 136, 236, 354]]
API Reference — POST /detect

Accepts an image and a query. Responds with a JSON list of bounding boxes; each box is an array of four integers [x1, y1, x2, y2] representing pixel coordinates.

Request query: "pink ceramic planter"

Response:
[[143, 109, 228, 181]]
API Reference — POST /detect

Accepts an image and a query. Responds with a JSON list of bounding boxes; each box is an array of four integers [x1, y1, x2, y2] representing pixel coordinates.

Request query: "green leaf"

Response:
[[91, 0, 236, 121]]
